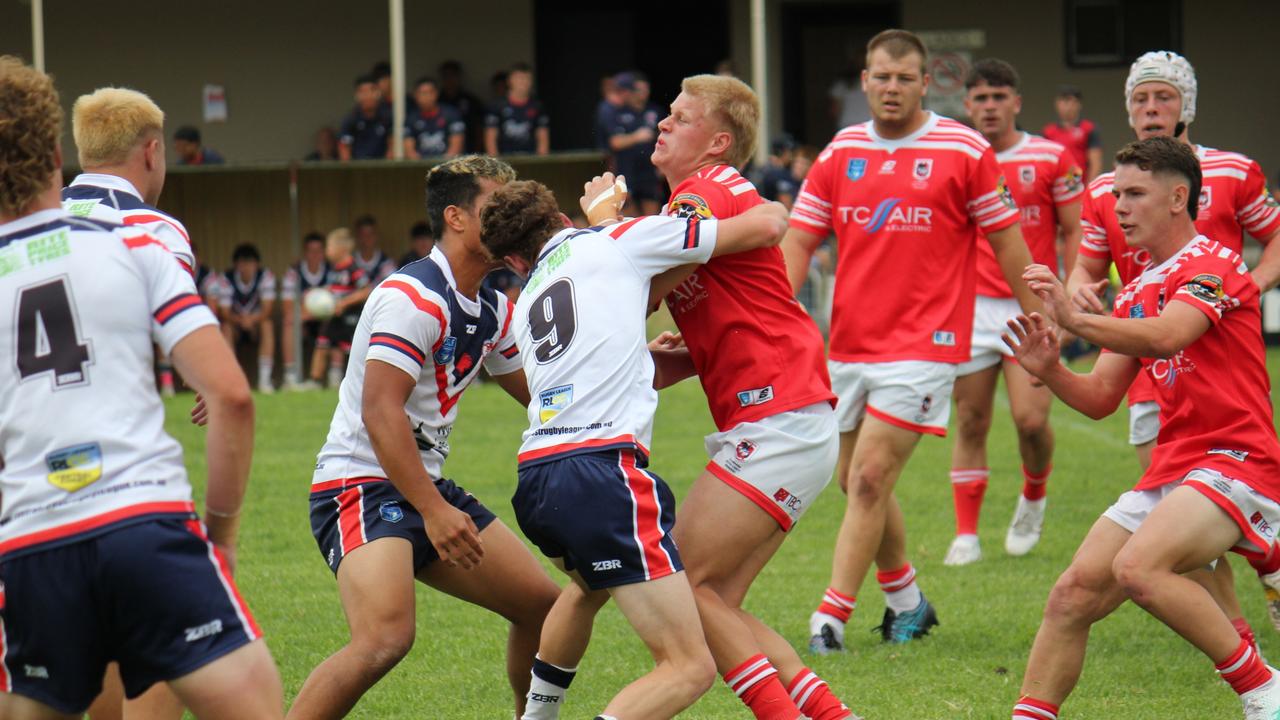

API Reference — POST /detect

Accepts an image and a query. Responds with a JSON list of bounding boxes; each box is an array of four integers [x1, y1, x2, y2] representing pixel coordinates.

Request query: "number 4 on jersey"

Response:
[[16, 277, 92, 388]]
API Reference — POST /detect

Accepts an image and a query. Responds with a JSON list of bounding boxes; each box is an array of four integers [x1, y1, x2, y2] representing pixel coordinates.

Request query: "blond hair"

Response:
[[681, 74, 759, 170], [326, 227, 355, 254], [0, 56, 62, 216], [72, 87, 164, 168]]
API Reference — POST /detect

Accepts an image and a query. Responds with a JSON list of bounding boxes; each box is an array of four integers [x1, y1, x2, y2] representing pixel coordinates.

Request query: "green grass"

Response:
[[163, 351, 1280, 719]]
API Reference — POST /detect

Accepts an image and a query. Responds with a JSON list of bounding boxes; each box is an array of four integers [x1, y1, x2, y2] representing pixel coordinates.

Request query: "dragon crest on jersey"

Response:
[[1019, 165, 1036, 185], [912, 158, 933, 180], [669, 193, 713, 220]]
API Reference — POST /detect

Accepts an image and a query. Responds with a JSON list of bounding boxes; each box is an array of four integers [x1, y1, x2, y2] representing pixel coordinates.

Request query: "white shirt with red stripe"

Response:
[[313, 248, 521, 487], [62, 173, 195, 275], [1080, 145, 1280, 285], [975, 133, 1083, 297], [514, 215, 718, 466], [0, 210, 217, 557], [790, 112, 1021, 363], [1110, 236, 1280, 496]]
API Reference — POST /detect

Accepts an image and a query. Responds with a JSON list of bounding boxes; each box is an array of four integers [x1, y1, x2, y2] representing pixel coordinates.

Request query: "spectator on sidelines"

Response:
[[439, 59, 485, 152], [338, 74, 392, 161], [595, 72, 622, 148], [220, 243, 278, 393], [1042, 85, 1103, 181], [404, 77, 465, 159], [305, 126, 338, 162], [399, 220, 434, 266], [172, 125, 224, 165], [756, 133, 797, 205], [280, 232, 332, 390], [600, 72, 660, 215], [485, 62, 549, 156], [352, 214, 398, 285], [307, 227, 373, 388], [489, 71, 510, 103]]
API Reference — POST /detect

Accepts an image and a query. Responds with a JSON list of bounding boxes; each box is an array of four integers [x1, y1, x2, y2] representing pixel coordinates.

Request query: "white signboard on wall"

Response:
[[918, 30, 985, 121]]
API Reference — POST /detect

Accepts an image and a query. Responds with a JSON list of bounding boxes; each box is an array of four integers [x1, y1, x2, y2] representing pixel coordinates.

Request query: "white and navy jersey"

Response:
[[194, 263, 223, 304], [313, 247, 522, 485], [353, 249, 398, 287], [514, 215, 718, 467], [0, 210, 218, 558], [280, 260, 332, 301], [61, 173, 194, 275], [220, 268, 277, 315]]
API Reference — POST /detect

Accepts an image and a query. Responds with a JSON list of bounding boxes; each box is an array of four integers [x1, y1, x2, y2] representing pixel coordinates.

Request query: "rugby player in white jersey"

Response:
[[287, 156, 560, 720], [480, 175, 788, 720], [0, 56, 282, 720]]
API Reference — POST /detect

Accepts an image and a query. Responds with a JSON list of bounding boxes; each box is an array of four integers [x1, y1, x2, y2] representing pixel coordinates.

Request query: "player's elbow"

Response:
[[212, 379, 255, 425], [1146, 333, 1187, 360]]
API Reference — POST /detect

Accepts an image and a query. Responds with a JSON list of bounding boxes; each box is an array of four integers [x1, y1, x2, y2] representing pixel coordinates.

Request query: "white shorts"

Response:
[[828, 360, 956, 436], [1103, 469, 1280, 558], [705, 403, 838, 531], [957, 295, 1020, 377], [1128, 401, 1161, 446]]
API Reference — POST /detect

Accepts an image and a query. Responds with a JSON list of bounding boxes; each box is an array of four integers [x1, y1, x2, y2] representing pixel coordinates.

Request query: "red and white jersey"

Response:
[[61, 173, 195, 275], [1081, 145, 1280, 284], [0, 210, 218, 557], [976, 133, 1083, 297], [791, 112, 1021, 363], [662, 165, 834, 431], [515, 215, 718, 466], [1111, 236, 1280, 495], [313, 247, 521, 485]]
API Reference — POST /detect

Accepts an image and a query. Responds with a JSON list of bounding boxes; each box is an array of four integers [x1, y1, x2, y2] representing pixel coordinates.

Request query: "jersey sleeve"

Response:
[[280, 267, 299, 301], [609, 215, 718, 277], [117, 228, 218, 355], [260, 269, 277, 302], [1078, 188, 1112, 261], [482, 297, 523, 376], [447, 108, 466, 136], [338, 112, 357, 146], [967, 147, 1020, 232], [1051, 152, 1085, 206], [121, 218, 194, 276], [1236, 160, 1280, 241], [1085, 124, 1102, 149], [667, 177, 734, 219], [1170, 254, 1257, 325], [364, 283, 444, 379], [789, 144, 837, 235]]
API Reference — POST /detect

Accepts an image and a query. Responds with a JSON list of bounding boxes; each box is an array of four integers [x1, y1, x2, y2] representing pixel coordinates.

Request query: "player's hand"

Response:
[[1023, 264, 1075, 331], [191, 394, 209, 426], [1003, 313, 1060, 379], [213, 541, 238, 576], [1070, 279, 1111, 315], [581, 172, 628, 226], [648, 331, 685, 352], [424, 505, 485, 570]]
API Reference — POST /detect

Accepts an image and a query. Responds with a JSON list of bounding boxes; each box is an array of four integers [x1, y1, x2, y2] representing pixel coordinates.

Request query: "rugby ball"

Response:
[[303, 288, 337, 320]]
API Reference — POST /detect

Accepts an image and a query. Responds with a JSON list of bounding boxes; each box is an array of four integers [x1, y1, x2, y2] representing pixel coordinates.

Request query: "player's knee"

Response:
[[1013, 410, 1051, 442], [1111, 548, 1158, 606], [1045, 565, 1111, 624], [353, 622, 415, 674], [955, 405, 993, 443], [668, 648, 717, 703], [850, 461, 893, 503]]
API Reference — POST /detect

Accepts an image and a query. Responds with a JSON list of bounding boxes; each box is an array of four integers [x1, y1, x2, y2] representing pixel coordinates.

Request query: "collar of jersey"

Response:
[[865, 110, 939, 152], [0, 208, 69, 238], [429, 246, 482, 315], [531, 228, 576, 273], [71, 173, 144, 201], [995, 132, 1031, 163], [1138, 234, 1209, 285]]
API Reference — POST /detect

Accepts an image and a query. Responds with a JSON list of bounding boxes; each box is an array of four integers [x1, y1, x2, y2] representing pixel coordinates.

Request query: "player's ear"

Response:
[[443, 204, 467, 233], [1170, 179, 1189, 216], [711, 131, 733, 160]]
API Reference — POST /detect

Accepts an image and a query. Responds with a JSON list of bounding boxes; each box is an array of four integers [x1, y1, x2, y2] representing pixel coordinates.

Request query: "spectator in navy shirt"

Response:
[[484, 62, 549, 156], [757, 134, 797, 205], [398, 221, 434, 267], [404, 77, 465, 159], [338, 74, 392, 161], [601, 72, 661, 215], [439, 59, 484, 152], [173, 125, 225, 165]]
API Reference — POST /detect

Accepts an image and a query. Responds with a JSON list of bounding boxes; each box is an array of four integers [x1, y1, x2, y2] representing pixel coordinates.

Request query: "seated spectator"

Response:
[[438, 59, 484, 152], [489, 71, 510, 103], [173, 125, 224, 165], [280, 232, 331, 390], [484, 62, 549, 156], [308, 227, 373, 388], [398, 220, 434, 266], [305, 126, 338, 161], [220, 243, 277, 393], [338, 74, 392, 161], [404, 77, 465, 159], [601, 72, 661, 215], [757, 134, 797, 206], [352, 213, 398, 284]]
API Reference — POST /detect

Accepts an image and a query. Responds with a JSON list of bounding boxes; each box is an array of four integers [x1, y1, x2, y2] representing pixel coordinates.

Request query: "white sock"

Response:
[[258, 359, 273, 388], [522, 657, 577, 720], [284, 364, 301, 384], [885, 583, 923, 614]]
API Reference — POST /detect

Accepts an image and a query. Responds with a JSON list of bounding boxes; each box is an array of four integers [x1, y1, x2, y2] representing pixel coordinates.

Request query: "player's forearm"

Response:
[[493, 370, 532, 407], [536, 128, 549, 155], [991, 231, 1043, 315], [202, 387, 254, 544], [338, 143, 352, 162], [781, 228, 820, 294], [1250, 231, 1280, 291], [1035, 361, 1125, 420], [651, 348, 697, 389], [1060, 225, 1082, 277], [364, 401, 451, 516], [1064, 311, 1183, 359], [447, 135, 464, 157], [484, 129, 498, 156]]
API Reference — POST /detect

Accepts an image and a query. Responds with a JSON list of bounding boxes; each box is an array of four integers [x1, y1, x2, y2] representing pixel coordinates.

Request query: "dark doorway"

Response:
[[534, 0, 730, 152], [781, 2, 899, 147]]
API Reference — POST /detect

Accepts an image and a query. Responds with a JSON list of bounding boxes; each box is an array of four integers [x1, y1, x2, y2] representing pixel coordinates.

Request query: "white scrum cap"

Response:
[[1125, 50, 1197, 126]]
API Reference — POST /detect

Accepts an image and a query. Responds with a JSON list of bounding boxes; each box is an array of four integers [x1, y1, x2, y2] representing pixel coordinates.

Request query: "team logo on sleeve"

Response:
[[1266, 188, 1279, 209], [1019, 166, 1036, 186], [996, 177, 1017, 210], [669, 193, 712, 220], [45, 442, 103, 492], [1185, 273, 1224, 303], [846, 158, 867, 181], [1062, 168, 1084, 193]]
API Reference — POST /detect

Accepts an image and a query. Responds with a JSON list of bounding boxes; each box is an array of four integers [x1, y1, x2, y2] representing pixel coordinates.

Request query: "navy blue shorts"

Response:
[[514, 450, 682, 590], [0, 516, 261, 714], [309, 477, 497, 573]]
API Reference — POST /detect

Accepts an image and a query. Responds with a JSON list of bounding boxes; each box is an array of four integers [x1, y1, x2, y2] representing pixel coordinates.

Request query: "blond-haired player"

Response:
[[304, 227, 373, 388]]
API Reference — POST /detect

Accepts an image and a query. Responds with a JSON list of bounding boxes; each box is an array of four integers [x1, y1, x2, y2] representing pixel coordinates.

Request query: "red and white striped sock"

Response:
[[815, 587, 856, 625], [1218, 638, 1273, 696], [786, 668, 853, 720], [1011, 696, 1059, 719], [1022, 464, 1051, 502], [723, 654, 802, 720], [877, 563, 921, 614], [951, 468, 989, 536]]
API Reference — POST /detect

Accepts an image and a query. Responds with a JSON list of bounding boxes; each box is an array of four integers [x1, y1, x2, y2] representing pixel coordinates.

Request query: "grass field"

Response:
[[163, 352, 1280, 719]]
